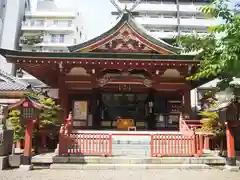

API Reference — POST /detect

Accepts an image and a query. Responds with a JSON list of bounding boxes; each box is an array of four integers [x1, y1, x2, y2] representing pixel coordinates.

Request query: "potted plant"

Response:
[[7, 110, 25, 167], [21, 34, 43, 45]]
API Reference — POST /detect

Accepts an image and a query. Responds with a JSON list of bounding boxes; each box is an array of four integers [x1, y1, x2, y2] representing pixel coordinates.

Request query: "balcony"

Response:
[[150, 31, 178, 39], [179, 4, 204, 13], [180, 18, 216, 27], [20, 37, 74, 47], [19, 35, 43, 46], [135, 17, 178, 27], [39, 41, 74, 47], [21, 21, 75, 32], [118, 3, 177, 12]]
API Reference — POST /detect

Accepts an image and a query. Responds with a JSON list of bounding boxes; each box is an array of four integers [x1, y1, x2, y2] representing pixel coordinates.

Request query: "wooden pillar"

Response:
[[41, 132, 47, 149], [226, 121, 236, 166], [199, 134, 204, 156], [204, 135, 210, 150], [183, 87, 191, 118], [58, 75, 68, 122], [22, 120, 34, 165]]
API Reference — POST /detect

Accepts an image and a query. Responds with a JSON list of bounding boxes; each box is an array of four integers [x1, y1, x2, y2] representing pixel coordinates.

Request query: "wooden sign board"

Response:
[[73, 101, 88, 120]]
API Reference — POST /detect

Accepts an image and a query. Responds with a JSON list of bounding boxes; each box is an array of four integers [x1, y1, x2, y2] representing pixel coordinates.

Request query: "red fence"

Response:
[[150, 133, 203, 157], [58, 113, 204, 157], [59, 133, 112, 156], [59, 132, 203, 157], [179, 116, 194, 136]]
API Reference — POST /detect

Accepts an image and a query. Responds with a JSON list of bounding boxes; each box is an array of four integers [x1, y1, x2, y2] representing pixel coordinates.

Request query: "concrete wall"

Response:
[[0, 0, 28, 74]]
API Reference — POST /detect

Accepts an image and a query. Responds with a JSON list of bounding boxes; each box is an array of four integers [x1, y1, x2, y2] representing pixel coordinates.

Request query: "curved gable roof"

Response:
[[0, 70, 28, 91], [68, 12, 181, 54]]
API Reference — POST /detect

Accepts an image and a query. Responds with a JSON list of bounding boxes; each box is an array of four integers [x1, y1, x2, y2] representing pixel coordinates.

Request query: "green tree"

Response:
[[6, 110, 24, 143], [198, 91, 224, 136], [25, 91, 61, 128], [177, 0, 240, 91], [39, 97, 61, 128]]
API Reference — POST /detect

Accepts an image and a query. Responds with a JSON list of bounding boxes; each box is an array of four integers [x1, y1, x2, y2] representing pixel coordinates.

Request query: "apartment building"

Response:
[[114, 0, 216, 44], [20, 0, 86, 53], [0, 0, 30, 74]]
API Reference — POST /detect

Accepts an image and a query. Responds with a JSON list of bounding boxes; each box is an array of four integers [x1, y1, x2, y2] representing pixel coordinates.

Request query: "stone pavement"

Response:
[[0, 169, 240, 180]]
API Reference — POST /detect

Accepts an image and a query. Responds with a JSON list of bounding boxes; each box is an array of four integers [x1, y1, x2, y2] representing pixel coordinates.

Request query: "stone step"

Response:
[[52, 156, 226, 165], [50, 163, 212, 170]]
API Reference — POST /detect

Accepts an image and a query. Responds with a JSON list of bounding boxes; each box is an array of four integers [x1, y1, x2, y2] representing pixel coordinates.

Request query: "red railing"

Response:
[[58, 113, 112, 156], [150, 133, 204, 157], [59, 133, 112, 156], [179, 115, 194, 136], [58, 113, 203, 157], [185, 120, 202, 129]]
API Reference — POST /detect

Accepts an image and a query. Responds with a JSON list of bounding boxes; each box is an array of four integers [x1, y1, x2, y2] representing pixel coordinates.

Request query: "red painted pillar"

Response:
[[183, 88, 191, 118], [199, 134, 204, 156], [204, 135, 210, 150], [226, 122, 236, 166], [58, 75, 68, 122], [22, 120, 34, 165]]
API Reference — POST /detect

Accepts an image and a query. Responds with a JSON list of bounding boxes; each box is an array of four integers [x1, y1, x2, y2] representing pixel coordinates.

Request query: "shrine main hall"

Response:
[[0, 12, 203, 131]]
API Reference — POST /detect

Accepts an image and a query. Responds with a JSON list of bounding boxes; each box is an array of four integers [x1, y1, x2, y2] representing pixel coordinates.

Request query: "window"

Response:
[[30, 20, 35, 26], [181, 16, 192, 19], [149, 14, 159, 18], [76, 26, 79, 32], [68, 20, 72, 26], [53, 20, 58, 25], [35, 20, 44, 26], [181, 30, 191, 33], [150, 29, 159, 32], [74, 38, 77, 44], [195, 15, 206, 19], [163, 15, 175, 18], [51, 34, 64, 43]]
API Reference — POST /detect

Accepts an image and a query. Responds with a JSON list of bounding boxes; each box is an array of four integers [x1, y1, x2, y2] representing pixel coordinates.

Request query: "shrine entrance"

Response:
[[68, 88, 183, 131]]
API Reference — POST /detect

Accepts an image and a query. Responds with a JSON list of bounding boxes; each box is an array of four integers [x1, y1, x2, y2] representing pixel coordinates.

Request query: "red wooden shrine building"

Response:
[[0, 12, 227, 160], [0, 13, 203, 131]]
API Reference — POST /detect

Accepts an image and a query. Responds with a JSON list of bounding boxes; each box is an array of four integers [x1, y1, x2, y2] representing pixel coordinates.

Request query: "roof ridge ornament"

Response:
[[110, 0, 142, 19]]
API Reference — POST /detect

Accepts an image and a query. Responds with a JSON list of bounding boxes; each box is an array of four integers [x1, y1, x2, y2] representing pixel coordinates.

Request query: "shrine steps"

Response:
[[32, 152, 226, 170], [51, 155, 225, 165], [49, 156, 226, 170], [50, 163, 212, 170]]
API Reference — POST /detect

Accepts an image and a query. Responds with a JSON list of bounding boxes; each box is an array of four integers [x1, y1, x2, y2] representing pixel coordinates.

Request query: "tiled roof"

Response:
[[68, 12, 181, 54], [0, 70, 28, 91]]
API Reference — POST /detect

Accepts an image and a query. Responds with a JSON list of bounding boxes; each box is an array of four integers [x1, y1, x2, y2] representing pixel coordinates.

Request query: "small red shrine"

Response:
[[0, 13, 205, 132], [8, 96, 43, 165]]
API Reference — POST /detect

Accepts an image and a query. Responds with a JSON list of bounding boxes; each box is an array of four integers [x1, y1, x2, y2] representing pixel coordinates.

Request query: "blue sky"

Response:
[[31, 0, 239, 39]]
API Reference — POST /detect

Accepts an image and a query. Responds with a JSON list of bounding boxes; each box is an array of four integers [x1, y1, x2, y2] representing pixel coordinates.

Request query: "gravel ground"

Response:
[[0, 169, 240, 180]]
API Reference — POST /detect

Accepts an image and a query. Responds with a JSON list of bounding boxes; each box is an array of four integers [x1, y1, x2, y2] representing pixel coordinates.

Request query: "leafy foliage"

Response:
[[198, 91, 225, 136], [6, 110, 24, 142], [25, 91, 61, 128], [21, 34, 43, 45], [177, 0, 240, 91], [39, 98, 61, 128]]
